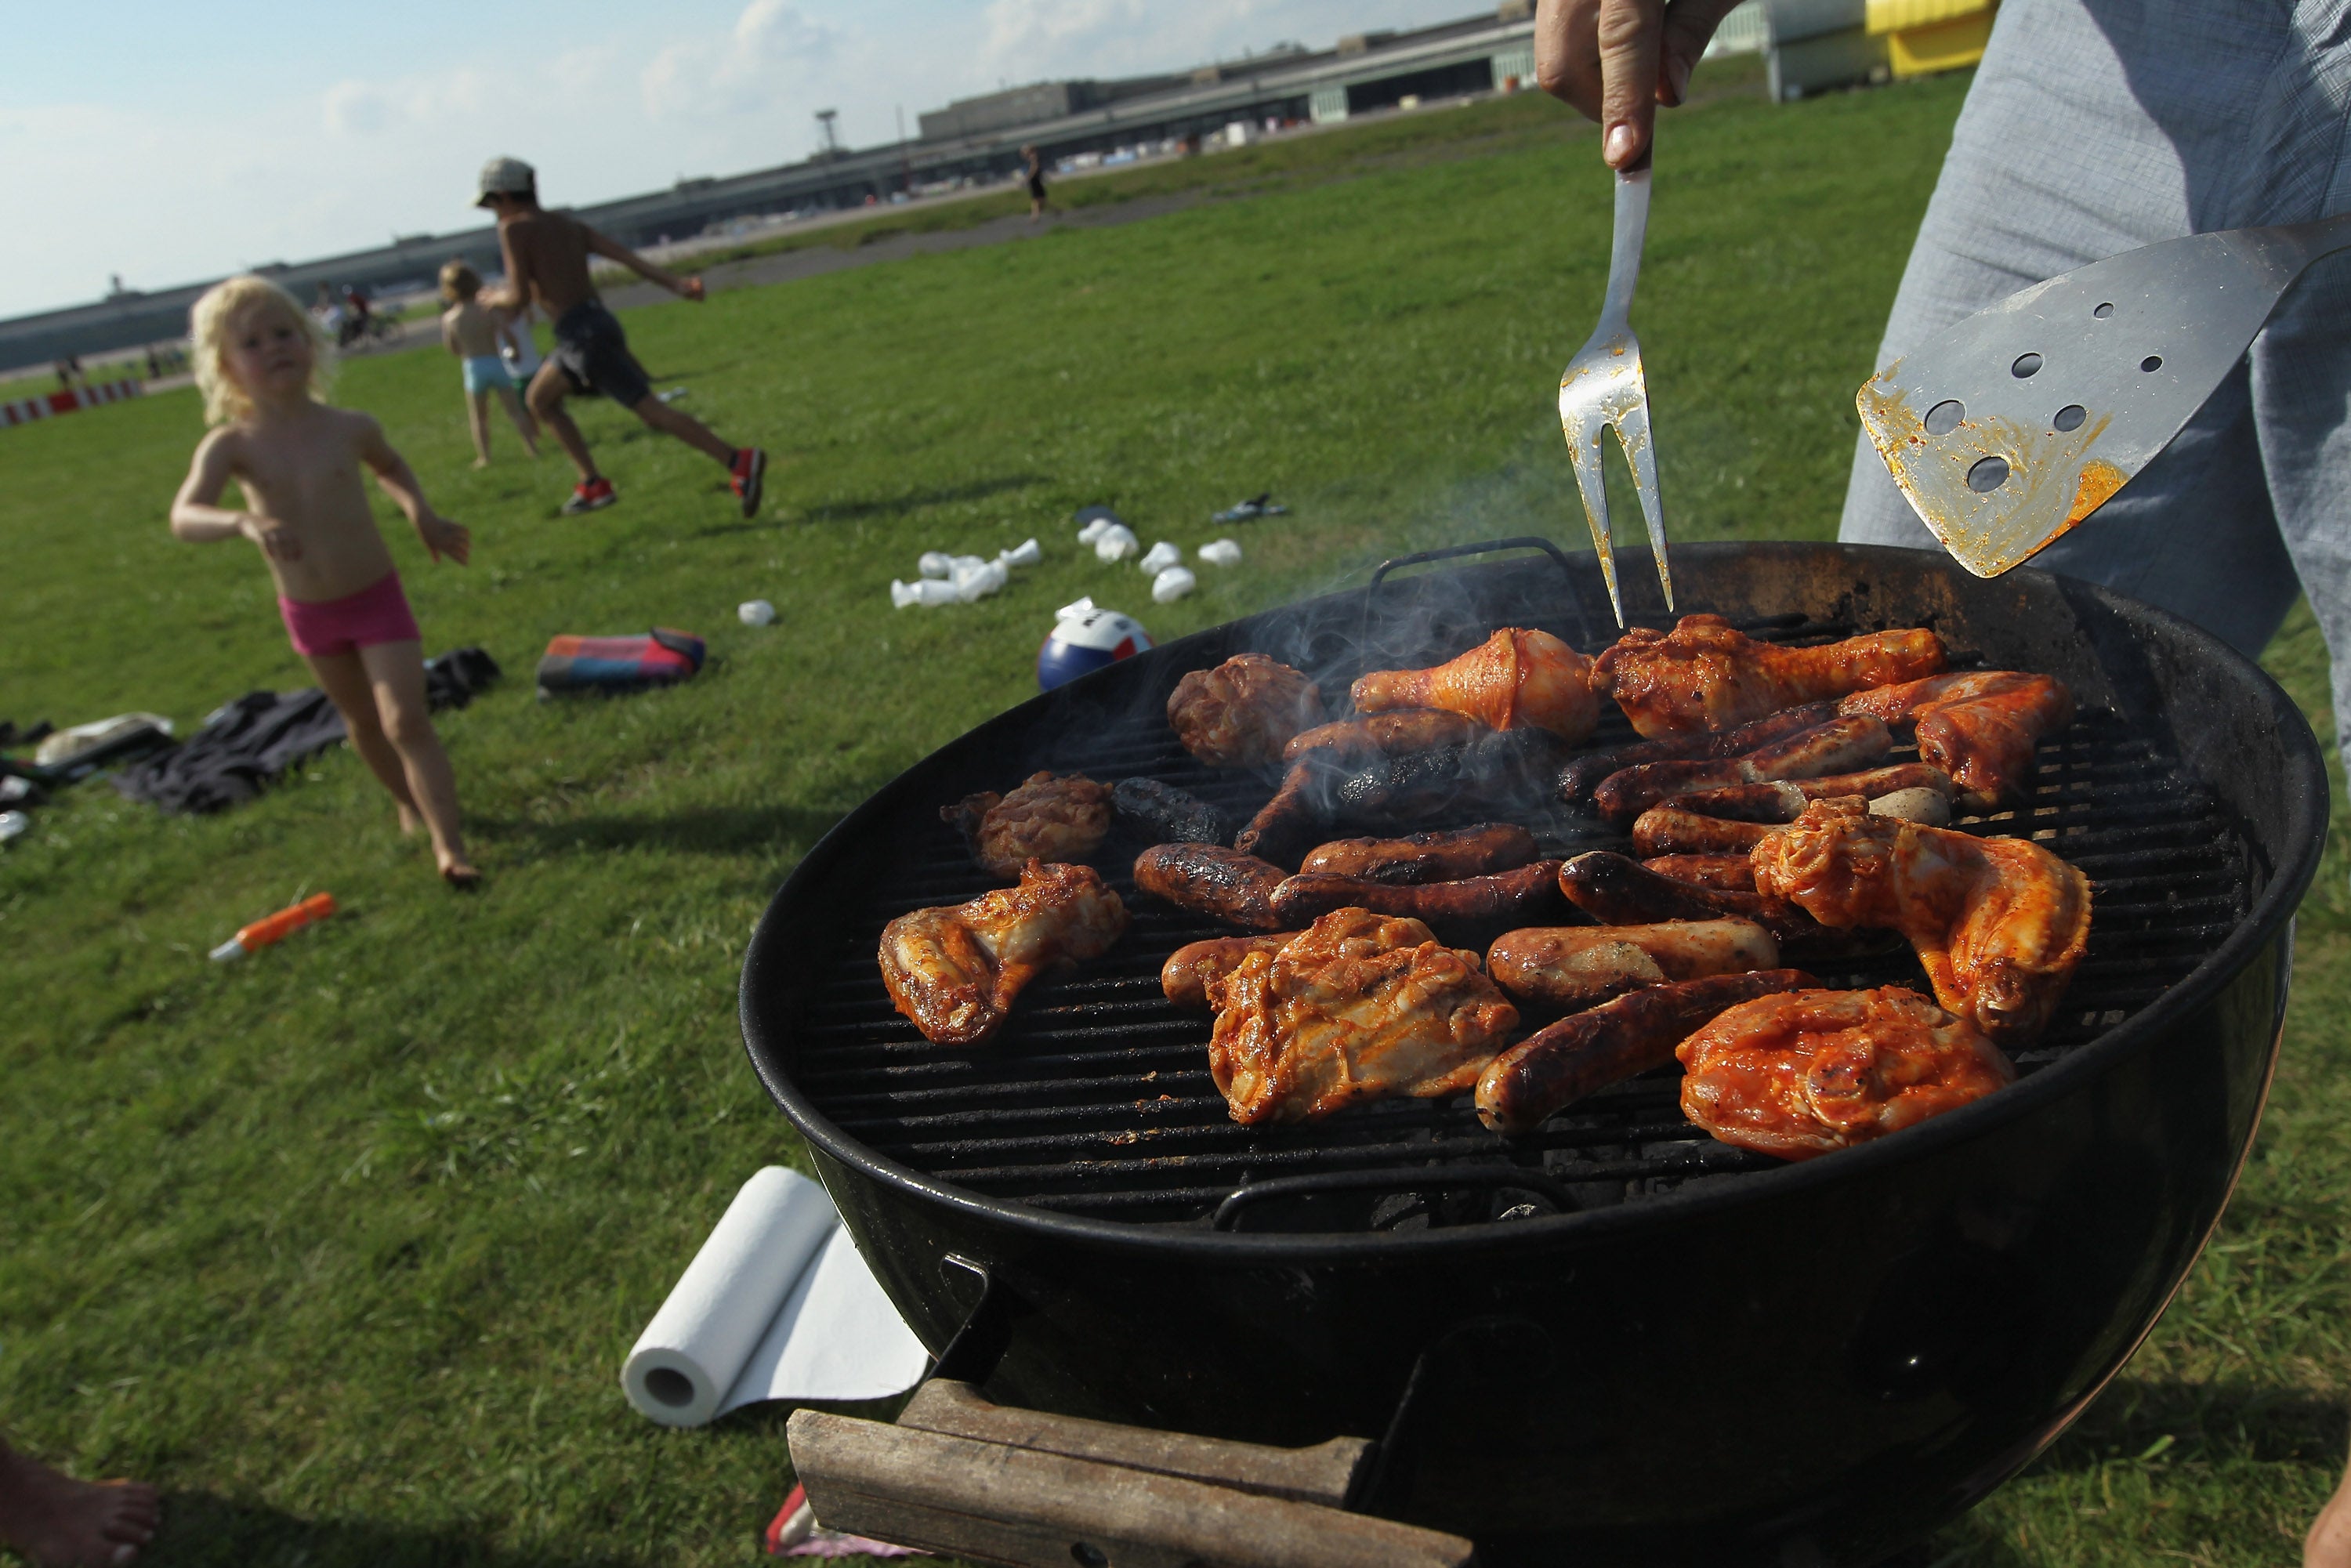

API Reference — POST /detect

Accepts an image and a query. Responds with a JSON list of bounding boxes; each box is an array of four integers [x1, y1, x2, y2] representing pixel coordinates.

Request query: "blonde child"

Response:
[[170, 275, 480, 886], [438, 259, 539, 467]]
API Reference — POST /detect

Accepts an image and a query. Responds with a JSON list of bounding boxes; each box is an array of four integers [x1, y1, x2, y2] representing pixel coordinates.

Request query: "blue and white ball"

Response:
[[1038, 602, 1152, 690]]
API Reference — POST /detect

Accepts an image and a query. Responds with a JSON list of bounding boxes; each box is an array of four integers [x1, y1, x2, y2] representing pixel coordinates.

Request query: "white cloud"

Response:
[[642, 0, 841, 121]]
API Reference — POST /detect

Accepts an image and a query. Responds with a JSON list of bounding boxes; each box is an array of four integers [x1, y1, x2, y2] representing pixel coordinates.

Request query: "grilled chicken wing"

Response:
[[1162, 933, 1299, 1009], [1678, 986, 2014, 1161], [1132, 842, 1291, 930], [1353, 628, 1599, 742], [880, 860, 1131, 1045], [1751, 798, 2092, 1047], [1167, 654, 1328, 768], [1839, 671, 2076, 809], [1486, 919, 1779, 1010], [1558, 702, 1838, 808], [1592, 614, 1948, 737], [1593, 716, 1893, 824], [1475, 969, 1817, 1134], [943, 771, 1113, 878], [1208, 908, 1518, 1124], [1301, 824, 1537, 884]]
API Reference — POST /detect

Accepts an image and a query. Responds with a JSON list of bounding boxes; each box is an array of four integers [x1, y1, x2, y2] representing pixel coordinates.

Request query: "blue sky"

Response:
[[0, 0, 1490, 319]]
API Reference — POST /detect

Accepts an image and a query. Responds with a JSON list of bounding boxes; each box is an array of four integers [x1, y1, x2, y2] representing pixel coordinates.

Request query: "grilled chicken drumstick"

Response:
[[1162, 933, 1299, 1009], [1593, 715, 1893, 824], [1352, 628, 1599, 742], [1838, 671, 2077, 809], [1592, 614, 1948, 737], [879, 860, 1130, 1045], [1167, 653, 1328, 767], [943, 771, 1114, 879], [1301, 824, 1538, 884], [1269, 859, 1566, 929], [1133, 843, 1291, 930], [1752, 798, 2092, 1047], [1208, 908, 1518, 1124], [1486, 919, 1779, 1010], [1558, 701, 1838, 808], [1475, 969, 1817, 1134], [1679, 987, 2015, 1161]]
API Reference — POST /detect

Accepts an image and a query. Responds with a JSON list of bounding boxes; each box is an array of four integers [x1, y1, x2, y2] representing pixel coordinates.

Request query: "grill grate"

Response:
[[787, 617, 2252, 1231]]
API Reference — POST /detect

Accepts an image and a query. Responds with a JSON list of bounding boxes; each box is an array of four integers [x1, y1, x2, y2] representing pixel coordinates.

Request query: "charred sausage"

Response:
[[1112, 777, 1230, 845], [1592, 715, 1893, 824], [1665, 764, 1955, 823], [1161, 933, 1298, 1009], [1300, 823, 1538, 884], [1630, 806, 1780, 858], [1268, 860, 1566, 929], [1475, 969, 1818, 1133], [1281, 708, 1481, 765], [1486, 919, 1780, 1009], [1132, 843, 1291, 931], [1556, 701, 1838, 807]]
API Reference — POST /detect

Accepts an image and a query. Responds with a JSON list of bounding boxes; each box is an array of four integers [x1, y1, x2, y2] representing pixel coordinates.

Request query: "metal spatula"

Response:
[[1857, 212, 2351, 577]]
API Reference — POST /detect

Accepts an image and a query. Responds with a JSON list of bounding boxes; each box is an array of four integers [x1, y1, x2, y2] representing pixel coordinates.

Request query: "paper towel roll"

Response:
[[622, 1168, 840, 1426]]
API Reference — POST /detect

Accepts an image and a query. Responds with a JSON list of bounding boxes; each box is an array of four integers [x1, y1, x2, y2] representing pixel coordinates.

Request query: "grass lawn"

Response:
[[5, 63, 2347, 1568]]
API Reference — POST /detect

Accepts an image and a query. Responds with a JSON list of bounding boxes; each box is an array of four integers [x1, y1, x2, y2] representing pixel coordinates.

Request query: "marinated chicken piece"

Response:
[[879, 860, 1131, 1045], [1167, 654, 1328, 768], [1269, 859, 1566, 929], [1486, 919, 1779, 1010], [1751, 798, 2092, 1047], [1208, 908, 1519, 1124], [1558, 702, 1838, 808], [1839, 671, 2076, 809], [1641, 853, 1758, 893], [1665, 764, 1955, 823], [1475, 969, 1817, 1134], [1301, 824, 1538, 885], [1353, 628, 1599, 742], [943, 771, 1113, 879], [1678, 987, 2015, 1161], [1592, 614, 1948, 737], [1111, 777, 1230, 845], [1132, 842, 1291, 930], [1281, 708, 1481, 766], [1162, 933, 1299, 1009], [1592, 716, 1893, 824]]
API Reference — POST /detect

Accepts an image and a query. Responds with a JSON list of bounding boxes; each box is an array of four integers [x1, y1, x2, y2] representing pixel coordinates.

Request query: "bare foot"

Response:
[[2308, 1454, 2351, 1565], [0, 1444, 161, 1567], [471, 458, 491, 469], [439, 852, 483, 889]]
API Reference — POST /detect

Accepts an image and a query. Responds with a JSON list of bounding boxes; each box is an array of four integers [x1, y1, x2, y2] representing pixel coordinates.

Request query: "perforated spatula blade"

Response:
[[1857, 212, 2351, 577]]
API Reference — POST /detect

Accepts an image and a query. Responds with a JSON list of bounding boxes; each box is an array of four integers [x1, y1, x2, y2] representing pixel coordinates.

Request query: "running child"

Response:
[[471, 156, 767, 517], [438, 259, 540, 467], [170, 274, 480, 885]]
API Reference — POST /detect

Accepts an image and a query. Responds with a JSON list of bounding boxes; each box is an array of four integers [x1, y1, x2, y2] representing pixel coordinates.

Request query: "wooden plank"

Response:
[[788, 1410, 1479, 1568], [895, 1379, 1372, 1508]]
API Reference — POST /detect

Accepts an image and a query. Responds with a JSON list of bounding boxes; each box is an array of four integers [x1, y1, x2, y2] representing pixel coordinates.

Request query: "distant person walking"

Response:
[[437, 259, 539, 466], [1023, 144, 1049, 221], [470, 157, 766, 517]]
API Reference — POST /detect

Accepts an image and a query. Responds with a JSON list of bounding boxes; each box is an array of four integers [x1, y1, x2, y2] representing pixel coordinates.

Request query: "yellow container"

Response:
[[1867, 0, 1996, 78]]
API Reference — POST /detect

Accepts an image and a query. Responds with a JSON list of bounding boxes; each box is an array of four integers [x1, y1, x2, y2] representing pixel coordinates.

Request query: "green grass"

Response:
[[4, 65, 2346, 1566]]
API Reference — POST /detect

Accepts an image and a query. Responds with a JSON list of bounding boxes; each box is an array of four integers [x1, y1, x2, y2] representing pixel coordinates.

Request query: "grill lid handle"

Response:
[[1366, 535, 1596, 650]]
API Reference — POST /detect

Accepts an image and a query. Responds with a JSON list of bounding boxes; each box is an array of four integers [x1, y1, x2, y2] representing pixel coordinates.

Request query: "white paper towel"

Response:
[[622, 1167, 929, 1427]]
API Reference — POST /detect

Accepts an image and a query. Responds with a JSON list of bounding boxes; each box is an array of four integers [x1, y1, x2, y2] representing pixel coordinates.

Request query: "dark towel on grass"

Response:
[[114, 647, 500, 816]]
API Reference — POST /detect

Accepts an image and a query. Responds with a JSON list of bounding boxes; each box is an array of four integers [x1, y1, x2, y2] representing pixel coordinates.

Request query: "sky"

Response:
[[0, 0, 1490, 320]]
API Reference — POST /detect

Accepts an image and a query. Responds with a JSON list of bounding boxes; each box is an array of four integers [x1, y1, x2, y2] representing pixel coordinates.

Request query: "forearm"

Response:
[[370, 458, 437, 527], [170, 500, 250, 543]]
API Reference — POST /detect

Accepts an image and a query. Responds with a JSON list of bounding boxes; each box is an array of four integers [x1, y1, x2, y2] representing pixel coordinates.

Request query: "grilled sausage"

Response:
[[1268, 860, 1566, 929], [1640, 853, 1758, 893], [1112, 777, 1230, 845], [1486, 919, 1780, 1010], [1631, 807, 1780, 858], [1132, 843, 1291, 931], [1665, 764, 1955, 823], [1592, 715, 1893, 824], [1556, 701, 1838, 807], [1281, 708, 1481, 765], [1475, 969, 1818, 1133], [1300, 824, 1538, 885], [1330, 728, 1571, 827], [1161, 933, 1298, 1008], [1558, 852, 1896, 961]]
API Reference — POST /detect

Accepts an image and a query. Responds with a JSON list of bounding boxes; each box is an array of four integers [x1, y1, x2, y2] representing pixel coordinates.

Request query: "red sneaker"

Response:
[[562, 476, 617, 515], [729, 447, 766, 518]]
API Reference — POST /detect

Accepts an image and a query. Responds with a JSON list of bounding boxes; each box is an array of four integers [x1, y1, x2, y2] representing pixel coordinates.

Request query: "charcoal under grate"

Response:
[[786, 616, 2252, 1231]]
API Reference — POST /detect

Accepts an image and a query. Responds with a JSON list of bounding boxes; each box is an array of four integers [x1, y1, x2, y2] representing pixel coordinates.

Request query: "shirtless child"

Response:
[[471, 156, 768, 518], [170, 275, 480, 885], [438, 259, 539, 466]]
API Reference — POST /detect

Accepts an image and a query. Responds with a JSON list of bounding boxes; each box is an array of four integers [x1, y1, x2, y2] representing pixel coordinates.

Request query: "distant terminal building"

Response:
[[6, 5, 1546, 373]]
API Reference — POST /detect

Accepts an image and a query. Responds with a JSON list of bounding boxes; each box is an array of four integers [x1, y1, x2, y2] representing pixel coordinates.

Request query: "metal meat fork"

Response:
[[1559, 155, 1672, 627]]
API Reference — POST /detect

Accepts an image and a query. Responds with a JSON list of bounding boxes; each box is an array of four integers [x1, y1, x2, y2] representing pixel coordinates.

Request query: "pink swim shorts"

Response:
[[278, 570, 422, 658]]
